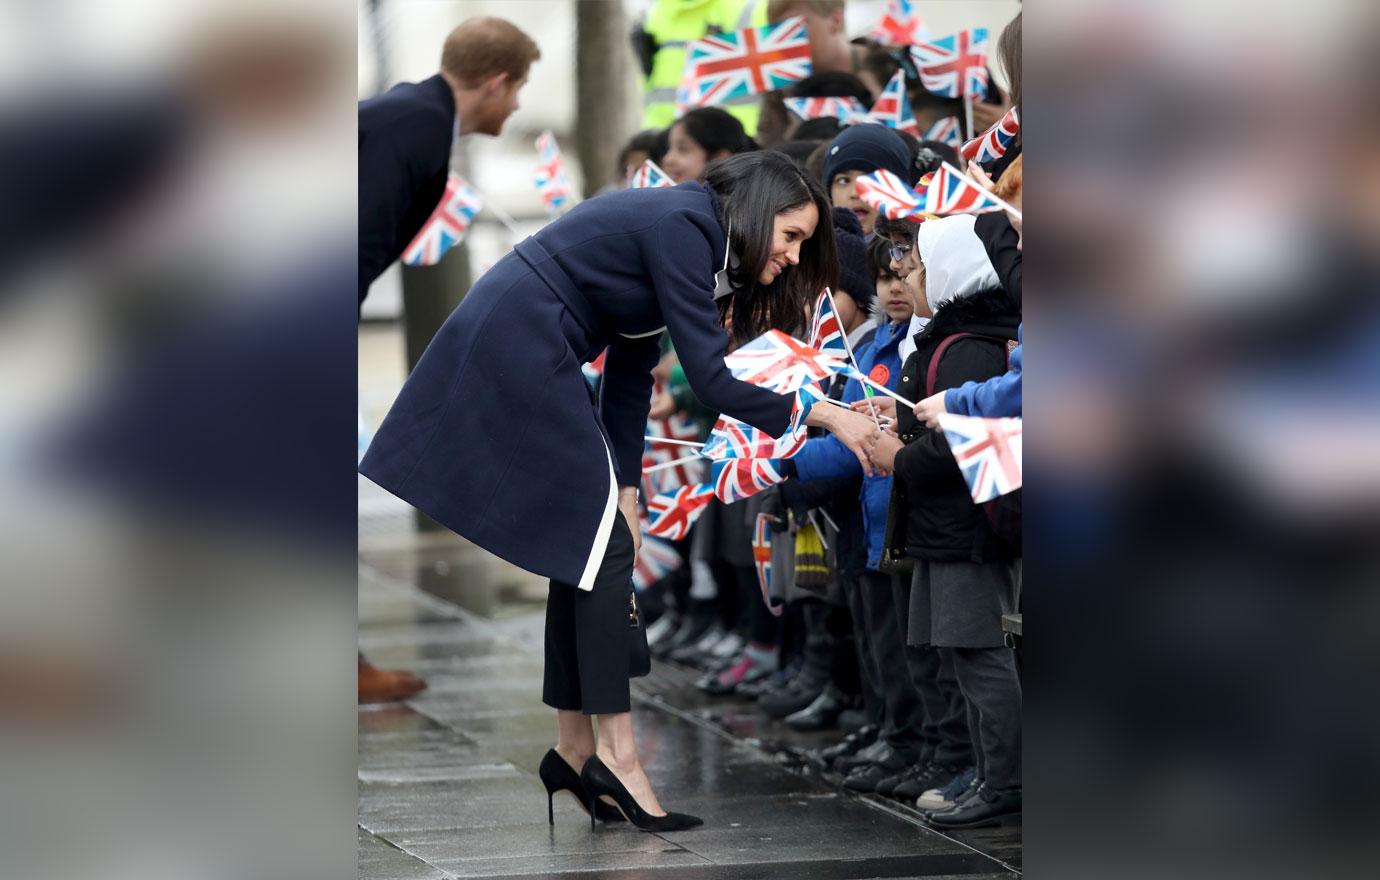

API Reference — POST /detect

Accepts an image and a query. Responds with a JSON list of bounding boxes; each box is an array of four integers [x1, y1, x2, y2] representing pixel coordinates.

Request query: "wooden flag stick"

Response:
[[964, 94, 974, 151], [642, 454, 704, 475], [846, 367, 917, 409], [645, 436, 703, 449], [471, 190, 524, 238]]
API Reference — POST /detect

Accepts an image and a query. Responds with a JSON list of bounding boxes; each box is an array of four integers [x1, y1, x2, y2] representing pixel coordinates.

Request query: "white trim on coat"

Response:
[[619, 326, 666, 339], [576, 439, 620, 592]]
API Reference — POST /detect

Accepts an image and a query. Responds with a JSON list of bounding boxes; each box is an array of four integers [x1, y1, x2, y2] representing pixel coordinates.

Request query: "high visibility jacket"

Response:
[[641, 0, 765, 134]]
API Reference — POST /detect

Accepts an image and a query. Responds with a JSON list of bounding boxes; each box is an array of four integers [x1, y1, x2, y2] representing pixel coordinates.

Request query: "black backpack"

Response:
[[925, 332, 1022, 557]]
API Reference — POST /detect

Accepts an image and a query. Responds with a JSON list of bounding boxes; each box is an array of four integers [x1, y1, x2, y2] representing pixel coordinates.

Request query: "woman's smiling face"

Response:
[[758, 202, 820, 285]]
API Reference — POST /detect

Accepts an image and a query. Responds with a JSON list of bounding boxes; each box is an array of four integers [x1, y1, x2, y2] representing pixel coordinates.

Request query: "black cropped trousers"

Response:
[[542, 514, 638, 715]]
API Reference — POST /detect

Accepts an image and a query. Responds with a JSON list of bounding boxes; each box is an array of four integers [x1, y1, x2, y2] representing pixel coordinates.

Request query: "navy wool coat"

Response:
[[358, 75, 455, 303], [360, 183, 795, 591]]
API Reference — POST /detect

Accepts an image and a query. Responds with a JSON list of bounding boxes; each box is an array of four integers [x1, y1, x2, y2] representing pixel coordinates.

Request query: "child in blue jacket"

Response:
[[780, 239, 969, 797]]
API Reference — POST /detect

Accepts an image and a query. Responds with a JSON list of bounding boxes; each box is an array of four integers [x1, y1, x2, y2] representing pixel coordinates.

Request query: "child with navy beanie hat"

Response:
[[821, 123, 914, 235]]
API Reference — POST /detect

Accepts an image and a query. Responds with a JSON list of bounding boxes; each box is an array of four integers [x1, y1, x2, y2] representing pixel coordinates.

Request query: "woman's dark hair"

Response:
[[792, 117, 844, 142], [867, 235, 899, 281], [703, 151, 838, 344], [616, 129, 663, 178], [998, 12, 1021, 109], [673, 107, 758, 157], [649, 127, 671, 165]]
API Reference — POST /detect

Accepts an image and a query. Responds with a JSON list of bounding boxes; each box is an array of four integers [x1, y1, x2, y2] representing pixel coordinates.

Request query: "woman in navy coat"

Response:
[[360, 151, 879, 828]]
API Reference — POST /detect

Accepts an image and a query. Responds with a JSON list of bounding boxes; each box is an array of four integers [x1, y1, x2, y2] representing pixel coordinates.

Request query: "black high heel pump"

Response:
[[579, 755, 703, 832], [539, 749, 626, 825]]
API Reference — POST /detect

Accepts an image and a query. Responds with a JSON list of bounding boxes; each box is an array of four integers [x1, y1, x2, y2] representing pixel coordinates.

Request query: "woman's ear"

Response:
[[710, 149, 732, 162]]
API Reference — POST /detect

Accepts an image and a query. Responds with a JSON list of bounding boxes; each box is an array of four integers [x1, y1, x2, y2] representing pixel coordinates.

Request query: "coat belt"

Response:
[[514, 237, 601, 351]]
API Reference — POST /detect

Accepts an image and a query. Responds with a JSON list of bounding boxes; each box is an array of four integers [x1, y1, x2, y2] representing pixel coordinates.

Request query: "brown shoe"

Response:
[[358, 654, 426, 704]]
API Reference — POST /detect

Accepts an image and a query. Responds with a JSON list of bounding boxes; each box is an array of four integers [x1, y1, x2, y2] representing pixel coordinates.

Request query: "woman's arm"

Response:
[[803, 403, 880, 478], [600, 336, 662, 487], [645, 211, 795, 436], [644, 211, 879, 472]]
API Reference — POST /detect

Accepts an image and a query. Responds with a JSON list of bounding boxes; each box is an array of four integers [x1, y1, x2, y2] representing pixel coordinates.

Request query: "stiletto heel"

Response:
[[589, 797, 596, 831], [538, 749, 626, 825], [579, 755, 703, 832]]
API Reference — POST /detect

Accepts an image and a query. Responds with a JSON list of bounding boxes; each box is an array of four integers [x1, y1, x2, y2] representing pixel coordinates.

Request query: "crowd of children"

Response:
[[618, 4, 1024, 830]]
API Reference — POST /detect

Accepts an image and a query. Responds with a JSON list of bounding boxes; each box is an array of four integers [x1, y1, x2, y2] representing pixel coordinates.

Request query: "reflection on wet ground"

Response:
[[359, 481, 1020, 879]]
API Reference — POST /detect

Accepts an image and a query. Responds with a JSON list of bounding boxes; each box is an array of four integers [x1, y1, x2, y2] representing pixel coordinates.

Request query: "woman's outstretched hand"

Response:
[[806, 404, 881, 477], [850, 396, 896, 421]]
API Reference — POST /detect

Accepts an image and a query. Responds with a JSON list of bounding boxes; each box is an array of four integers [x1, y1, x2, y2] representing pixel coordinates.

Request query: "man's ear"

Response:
[[829, 8, 845, 34], [484, 72, 510, 95]]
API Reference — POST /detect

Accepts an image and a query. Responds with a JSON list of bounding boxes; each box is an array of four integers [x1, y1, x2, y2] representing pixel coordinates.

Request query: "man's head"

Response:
[[768, 1, 848, 71], [440, 17, 540, 136]]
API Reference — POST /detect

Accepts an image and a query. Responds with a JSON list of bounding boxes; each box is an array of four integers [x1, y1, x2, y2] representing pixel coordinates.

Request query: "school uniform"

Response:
[[891, 289, 1022, 793], [360, 182, 793, 712]]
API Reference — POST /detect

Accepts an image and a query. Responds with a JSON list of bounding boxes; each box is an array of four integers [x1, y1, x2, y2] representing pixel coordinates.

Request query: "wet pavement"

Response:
[[358, 471, 1021, 879]]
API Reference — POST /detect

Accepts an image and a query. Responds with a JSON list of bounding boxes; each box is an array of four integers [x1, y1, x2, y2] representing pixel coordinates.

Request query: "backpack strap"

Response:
[[926, 333, 976, 397], [926, 332, 1017, 397]]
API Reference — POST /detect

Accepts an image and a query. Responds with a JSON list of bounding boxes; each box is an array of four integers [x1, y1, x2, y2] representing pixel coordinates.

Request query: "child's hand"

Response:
[[869, 433, 904, 475], [851, 396, 895, 420], [912, 391, 949, 430], [966, 161, 996, 191]]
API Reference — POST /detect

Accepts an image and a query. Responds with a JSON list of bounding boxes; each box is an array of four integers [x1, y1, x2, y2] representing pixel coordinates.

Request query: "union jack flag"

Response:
[[808, 289, 847, 355], [936, 414, 1022, 504], [782, 96, 868, 124], [961, 106, 1019, 164], [401, 175, 483, 266], [581, 348, 607, 388], [723, 329, 847, 393], [634, 527, 683, 589], [751, 513, 783, 616], [924, 116, 964, 149], [866, 70, 919, 136], [788, 382, 824, 436], [642, 392, 706, 497], [805, 288, 848, 395], [869, 0, 929, 47], [534, 130, 575, 213], [910, 29, 990, 100], [701, 415, 807, 461], [855, 168, 925, 220], [711, 458, 785, 504], [646, 484, 715, 540], [917, 162, 1006, 216], [629, 159, 674, 189], [680, 16, 812, 109]]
